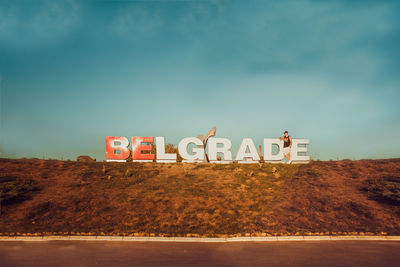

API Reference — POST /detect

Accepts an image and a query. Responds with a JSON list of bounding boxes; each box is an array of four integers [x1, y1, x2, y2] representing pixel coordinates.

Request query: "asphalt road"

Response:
[[0, 241, 399, 267]]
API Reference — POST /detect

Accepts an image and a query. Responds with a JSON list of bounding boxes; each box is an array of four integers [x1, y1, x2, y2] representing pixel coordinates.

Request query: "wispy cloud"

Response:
[[195, 1, 397, 82], [0, 0, 81, 45], [106, 1, 227, 36], [107, 6, 163, 35]]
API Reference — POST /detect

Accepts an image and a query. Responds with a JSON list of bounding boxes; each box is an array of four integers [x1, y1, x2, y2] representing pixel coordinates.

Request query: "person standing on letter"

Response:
[[280, 131, 292, 164]]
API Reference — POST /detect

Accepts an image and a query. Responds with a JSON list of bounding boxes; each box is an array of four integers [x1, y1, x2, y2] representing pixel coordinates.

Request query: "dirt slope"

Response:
[[0, 158, 399, 236]]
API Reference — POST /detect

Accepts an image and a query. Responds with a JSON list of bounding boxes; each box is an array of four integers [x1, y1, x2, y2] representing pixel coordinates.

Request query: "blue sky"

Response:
[[0, 0, 399, 161]]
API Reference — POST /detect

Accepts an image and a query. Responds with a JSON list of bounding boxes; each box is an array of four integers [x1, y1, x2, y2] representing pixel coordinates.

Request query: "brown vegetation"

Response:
[[0, 158, 399, 236]]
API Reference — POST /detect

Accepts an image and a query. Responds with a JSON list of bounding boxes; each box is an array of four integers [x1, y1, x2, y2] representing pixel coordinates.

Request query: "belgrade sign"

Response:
[[106, 136, 310, 164]]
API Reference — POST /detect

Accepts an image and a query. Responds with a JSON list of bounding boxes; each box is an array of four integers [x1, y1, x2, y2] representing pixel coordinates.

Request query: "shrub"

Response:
[[361, 176, 400, 205], [0, 176, 39, 206]]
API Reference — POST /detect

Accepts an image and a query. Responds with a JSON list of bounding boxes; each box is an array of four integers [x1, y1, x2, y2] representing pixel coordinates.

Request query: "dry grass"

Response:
[[0, 158, 399, 236]]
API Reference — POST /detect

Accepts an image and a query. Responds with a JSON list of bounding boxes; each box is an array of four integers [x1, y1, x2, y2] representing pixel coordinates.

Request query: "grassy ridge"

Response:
[[0, 158, 399, 236]]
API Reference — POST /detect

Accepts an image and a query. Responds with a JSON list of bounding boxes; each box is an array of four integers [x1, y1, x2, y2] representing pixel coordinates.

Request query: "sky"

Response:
[[0, 0, 399, 161]]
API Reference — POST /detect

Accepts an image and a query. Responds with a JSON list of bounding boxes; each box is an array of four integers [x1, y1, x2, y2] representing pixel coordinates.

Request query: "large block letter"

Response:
[[263, 138, 284, 162], [235, 138, 260, 163], [106, 136, 130, 162], [291, 139, 310, 163], [132, 136, 154, 162], [207, 138, 232, 163], [178, 137, 205, 163], [155, 136, 177, 163]]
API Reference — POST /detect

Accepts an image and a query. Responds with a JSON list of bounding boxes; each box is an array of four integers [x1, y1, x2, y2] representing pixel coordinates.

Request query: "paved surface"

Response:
[[0, 241, 399, 267]]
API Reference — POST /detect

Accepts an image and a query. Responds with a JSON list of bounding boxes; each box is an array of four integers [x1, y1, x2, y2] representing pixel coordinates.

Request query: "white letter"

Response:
[[207, 138, 232, 163], [291, 139, 310, 163], [178, 137, 205, 163], [263, 138, 284, 162], [235, 138, 260, 163], [155, 137, 177, 163]]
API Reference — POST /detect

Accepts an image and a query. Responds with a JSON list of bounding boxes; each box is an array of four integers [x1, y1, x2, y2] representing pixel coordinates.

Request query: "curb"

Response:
[[0, 236, 399, 242]]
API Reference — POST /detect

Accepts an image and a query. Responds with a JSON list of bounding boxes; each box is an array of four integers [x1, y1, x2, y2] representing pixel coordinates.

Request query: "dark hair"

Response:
[[284, 131, 288, 134]]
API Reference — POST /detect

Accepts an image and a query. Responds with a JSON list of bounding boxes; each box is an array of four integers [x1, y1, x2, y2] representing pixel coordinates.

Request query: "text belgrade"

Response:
[[106, 136, 310, 164]]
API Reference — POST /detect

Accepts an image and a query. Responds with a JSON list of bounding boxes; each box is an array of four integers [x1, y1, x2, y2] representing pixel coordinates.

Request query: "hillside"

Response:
[[1, 158, 399, 236]]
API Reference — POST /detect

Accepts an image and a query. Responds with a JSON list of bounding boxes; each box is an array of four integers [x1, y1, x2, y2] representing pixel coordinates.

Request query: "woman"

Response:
[[279, 131, 292, 164]]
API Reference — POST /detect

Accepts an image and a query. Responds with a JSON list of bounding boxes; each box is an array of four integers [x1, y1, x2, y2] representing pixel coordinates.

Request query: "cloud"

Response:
[[174, 0, 227, 34], [107, 6, 163, 35], [30, 0, 80, 33], [106, 1, 227, 36], [192, 0, 399, 86], [0, 0, 81, 46]]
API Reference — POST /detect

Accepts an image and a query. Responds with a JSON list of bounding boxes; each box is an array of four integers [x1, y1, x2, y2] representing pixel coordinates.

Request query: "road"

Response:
[[0, 241, 399, 267]]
